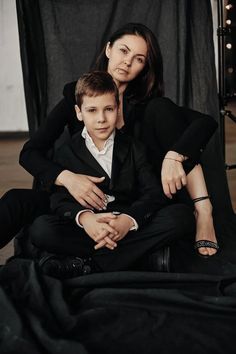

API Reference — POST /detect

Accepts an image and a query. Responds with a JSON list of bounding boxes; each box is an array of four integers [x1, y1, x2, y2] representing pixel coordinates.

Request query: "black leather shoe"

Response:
[[148, 246, 170, 272], [37, 254, 93, 279]]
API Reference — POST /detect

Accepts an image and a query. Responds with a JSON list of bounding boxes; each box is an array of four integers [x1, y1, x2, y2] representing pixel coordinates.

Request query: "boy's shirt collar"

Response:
[[81, 126, 115, 154]]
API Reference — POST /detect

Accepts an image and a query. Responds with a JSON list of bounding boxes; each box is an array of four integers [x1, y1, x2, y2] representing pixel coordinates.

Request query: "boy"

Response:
[[30, 71, 194, 278]]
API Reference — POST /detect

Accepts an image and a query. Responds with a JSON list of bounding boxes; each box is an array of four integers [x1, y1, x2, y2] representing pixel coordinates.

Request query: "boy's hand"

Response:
[[95, 214, 134, 250], [79, 212, 118, 250]]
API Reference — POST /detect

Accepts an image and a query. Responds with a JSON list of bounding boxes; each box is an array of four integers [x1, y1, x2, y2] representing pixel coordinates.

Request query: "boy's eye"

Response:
[[87, 108, 96, 113]]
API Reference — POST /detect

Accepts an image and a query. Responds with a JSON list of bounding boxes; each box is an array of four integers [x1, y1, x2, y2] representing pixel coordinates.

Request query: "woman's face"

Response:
[[106, 34, 148, 87]]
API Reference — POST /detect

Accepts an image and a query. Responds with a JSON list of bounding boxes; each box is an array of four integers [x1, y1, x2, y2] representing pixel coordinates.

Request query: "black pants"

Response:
[[29, 204, 195, 272], [0, 189, 50, 248]]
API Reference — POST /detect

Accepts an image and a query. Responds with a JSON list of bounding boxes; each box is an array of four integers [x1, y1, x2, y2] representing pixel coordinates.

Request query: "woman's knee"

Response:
[[29, 215, 56, 248], [1, 188, 27, 204]]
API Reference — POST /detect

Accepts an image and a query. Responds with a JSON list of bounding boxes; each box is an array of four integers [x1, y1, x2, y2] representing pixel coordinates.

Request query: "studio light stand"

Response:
[[217, 0, 236, 170]]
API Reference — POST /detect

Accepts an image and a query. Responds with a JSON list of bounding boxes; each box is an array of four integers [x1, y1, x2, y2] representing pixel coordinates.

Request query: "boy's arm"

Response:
[[51, 188, 118, 249], [50, 186, 85, 219], [19, 82, 79, 189]]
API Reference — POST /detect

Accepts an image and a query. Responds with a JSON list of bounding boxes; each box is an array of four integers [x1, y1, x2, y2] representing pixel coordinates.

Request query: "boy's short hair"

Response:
[[75, 71, 119, 108]]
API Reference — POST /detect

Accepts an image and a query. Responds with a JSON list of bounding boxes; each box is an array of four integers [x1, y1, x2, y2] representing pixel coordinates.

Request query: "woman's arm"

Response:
[[19, 98, 74, 189], [142, 97, 218, 162], [141, 97, 218, 197]]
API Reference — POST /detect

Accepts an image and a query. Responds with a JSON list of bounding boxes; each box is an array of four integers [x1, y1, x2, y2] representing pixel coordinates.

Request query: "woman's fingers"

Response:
[[181, 174, 187, 186], [161, 157, 188, 197], [68, 174, 106, 209], [168, 181, 177, 194], [162, 177, 187, 198], [162, 181, 173, 198], [77, 198, 94, 209], [84, 192, 106, 210]]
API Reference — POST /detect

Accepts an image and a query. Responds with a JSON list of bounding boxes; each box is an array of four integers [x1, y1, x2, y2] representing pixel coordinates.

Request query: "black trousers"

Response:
[[0, 189, 50, 248], [29, 204, 195, 272]]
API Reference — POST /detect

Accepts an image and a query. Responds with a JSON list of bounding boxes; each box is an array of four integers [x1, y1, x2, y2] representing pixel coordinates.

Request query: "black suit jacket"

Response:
[[50, 130, 169, 228], [19, 81, 218, 189]]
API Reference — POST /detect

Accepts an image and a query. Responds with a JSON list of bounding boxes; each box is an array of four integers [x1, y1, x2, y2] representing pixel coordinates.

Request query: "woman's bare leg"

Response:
[[186, 164, 218, 256]]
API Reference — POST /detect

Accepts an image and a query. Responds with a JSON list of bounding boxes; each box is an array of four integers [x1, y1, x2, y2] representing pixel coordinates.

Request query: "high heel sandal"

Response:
[[192, 196, 219, 258]]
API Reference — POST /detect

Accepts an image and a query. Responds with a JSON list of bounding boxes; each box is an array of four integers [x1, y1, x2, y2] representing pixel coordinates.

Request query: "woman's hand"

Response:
[[161, 151, 187, 198], [56, 170, 107, 209]]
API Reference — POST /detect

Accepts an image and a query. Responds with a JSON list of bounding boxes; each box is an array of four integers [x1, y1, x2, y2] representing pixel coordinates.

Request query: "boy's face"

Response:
[[75, 93, 118, 149]]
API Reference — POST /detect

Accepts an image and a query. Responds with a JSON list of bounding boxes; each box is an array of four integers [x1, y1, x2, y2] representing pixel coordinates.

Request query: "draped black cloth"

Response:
[[1, 259, 236, 354], [4, 0, 236, 352]]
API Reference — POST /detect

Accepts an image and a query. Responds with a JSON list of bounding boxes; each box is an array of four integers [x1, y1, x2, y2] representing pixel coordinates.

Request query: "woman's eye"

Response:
[[120, 48, 128, 54], [106, 107, 113, 112], [136, 57, 144, 64]]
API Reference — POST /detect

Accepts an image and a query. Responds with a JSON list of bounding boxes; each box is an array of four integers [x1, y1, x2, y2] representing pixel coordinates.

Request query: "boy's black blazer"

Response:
[[50, 130, 169, 228]]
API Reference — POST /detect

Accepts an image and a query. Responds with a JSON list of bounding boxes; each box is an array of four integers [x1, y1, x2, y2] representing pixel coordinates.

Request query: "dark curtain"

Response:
[[16, 0, 236, 265], [16, 0, 236, 267], [16, 0, 234, 217], [17, 0, 219, 115]]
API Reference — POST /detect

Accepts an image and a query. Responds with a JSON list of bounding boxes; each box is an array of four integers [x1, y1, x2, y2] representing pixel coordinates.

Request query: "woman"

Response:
[[1, 23, 218, 257]]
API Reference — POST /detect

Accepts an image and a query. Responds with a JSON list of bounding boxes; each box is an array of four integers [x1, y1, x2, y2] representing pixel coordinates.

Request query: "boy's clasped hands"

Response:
[[79, 211, 135, 250]]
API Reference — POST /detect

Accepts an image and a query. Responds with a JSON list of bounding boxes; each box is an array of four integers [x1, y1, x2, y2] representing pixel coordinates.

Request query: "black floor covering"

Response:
[[1, 256, 236, 354]]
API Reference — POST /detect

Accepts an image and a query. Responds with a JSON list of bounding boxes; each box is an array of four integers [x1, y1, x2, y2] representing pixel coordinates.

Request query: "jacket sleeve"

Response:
[[141, 97, 218, 172], [19, 83, 79, 189], [50, 186, 84, 219], [122, 140, 170, 228]]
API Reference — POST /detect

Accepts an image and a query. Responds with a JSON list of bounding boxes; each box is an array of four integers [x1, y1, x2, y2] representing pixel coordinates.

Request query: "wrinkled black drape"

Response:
[[1, 259, 236, 354]]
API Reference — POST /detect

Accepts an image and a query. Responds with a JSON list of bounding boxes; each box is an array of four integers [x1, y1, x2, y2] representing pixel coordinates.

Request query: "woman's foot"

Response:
[[194, 203, 218, 257]]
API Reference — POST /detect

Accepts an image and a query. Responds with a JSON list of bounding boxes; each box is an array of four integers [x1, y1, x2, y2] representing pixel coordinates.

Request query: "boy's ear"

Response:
[[105, 42, 111, 59], [75, 105, 83, 121]]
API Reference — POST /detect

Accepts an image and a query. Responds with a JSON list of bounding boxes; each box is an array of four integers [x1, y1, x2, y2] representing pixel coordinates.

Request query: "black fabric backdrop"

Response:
[[16, 0, 236, 262], [16, 0, 234, 216], [1, 1, 235, 352]]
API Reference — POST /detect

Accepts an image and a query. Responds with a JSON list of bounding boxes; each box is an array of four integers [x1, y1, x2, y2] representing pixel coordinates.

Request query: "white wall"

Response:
[[0, 0, 28, 132]]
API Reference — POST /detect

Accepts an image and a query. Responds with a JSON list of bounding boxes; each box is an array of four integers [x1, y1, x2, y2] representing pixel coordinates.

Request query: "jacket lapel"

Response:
[[71, 133, 110, 179]]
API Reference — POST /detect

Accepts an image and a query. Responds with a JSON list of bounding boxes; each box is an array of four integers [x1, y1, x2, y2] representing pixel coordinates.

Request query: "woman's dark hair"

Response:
[[94, 23, 164, 103]]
